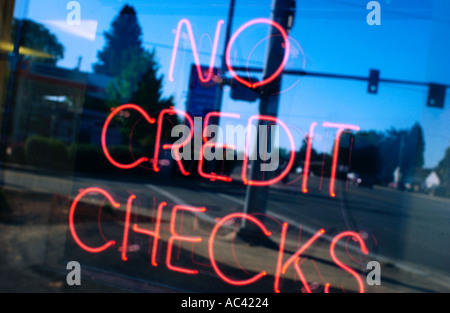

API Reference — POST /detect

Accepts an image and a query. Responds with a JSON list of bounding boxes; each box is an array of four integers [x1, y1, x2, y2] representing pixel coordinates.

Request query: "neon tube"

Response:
[[166, 205, 206, 274], [153, 108, 194, 175], [242, 115, 296, 186], [132, 202, 167, 267], [302, 122, 317, 193], [322, 122, 360, 197], [329, 231, 369, 293], [69, 187, 119, 253], [102, 104, 155, 169], [121, 194, 136, 261], [169, 19, 224, 83], [209, 213, 271, 286], [225, 18, 290, 89]]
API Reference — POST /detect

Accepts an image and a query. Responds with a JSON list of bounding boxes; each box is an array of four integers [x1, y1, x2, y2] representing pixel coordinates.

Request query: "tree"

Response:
[[11, 19, 64, 65], [105, 50, 154, 104], [93, 5, 144, 76], [121, 51, 177, 148], [93, 4, 176, 151], [350, 131, 381, 178], [404, 122, 425, 171], [93, 5, 150, 105], [293, 137, 320, 172], [347, 124, 425, 185], [436, 147, 450, 197]]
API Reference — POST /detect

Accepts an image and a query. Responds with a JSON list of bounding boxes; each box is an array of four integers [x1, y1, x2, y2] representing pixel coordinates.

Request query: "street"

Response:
[[1, 166, 449, 292]]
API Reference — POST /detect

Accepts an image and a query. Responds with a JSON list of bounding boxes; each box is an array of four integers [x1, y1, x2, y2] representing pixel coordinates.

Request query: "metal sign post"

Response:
[[239, 0, 295, 244]]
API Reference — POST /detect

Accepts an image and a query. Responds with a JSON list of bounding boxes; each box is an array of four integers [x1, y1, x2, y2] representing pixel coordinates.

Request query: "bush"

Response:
[[67, 143, 151, 178], [25, 136, 70, 170], [108, 145, 145, 165], [434, 186, 450, 198], [68, 143, 109, 174], [0, 189, 11, 213]]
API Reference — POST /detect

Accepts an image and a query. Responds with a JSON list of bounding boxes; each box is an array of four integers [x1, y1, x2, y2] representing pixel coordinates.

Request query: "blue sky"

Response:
[[13, 0, 450, 168]]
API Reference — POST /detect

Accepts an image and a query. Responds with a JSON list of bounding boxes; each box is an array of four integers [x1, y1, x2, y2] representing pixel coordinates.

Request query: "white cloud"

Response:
[[43, 20, 98, 41]]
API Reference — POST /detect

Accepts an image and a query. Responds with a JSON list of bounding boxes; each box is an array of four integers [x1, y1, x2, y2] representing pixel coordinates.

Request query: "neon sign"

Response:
[[153, 108, 194, 176], [71, 18, 368, 293], [169, 19, 224, 84], [323, 123, 360, 197], [102, 104, 155, 169], [169, 18, 290, 89], [69, 189, 370, 293], [101, 105, 359, 193], [225, 18, 290, 89]]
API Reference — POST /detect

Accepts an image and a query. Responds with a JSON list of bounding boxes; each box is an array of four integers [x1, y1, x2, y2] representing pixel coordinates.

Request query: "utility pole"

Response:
[[239, 0, 295, 243], [213, 0, 236, 115]]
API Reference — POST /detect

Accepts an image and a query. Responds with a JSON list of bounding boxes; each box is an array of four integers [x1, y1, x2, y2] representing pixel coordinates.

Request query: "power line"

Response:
[[229, 65, 450, 89]]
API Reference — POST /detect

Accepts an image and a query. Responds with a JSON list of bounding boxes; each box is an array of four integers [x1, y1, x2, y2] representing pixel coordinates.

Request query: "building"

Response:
[[8, 61, 122, 148]]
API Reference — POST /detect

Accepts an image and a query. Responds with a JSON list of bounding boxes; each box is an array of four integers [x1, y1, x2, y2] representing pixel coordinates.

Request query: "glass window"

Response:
[[0, 0, 449, 294]]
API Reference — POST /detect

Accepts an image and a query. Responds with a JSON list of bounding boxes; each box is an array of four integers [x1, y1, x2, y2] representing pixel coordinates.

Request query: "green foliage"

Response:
[[0, 189, 11, 213], [25, 136, 69, 170], [68, 143, 147, 176], [7, 144, 26, 164], [435, 147, 450, 197], [93, 5, 144, 76], [107, 145, 146, 166], [68, 143, 108, 173], [20, 136, 151, 177], [93, 5, 151, 106], [11, 19, 64, 65], [350, 123, 425, 184], [93, 4, 176, 151], [105, 50, 160, 105]]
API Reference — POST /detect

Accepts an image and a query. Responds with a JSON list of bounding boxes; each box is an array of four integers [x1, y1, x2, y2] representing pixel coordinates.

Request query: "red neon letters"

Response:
[[323, 122, 360, 197], [274, 224, 325, 293], [169, 19, 224, 83], [121, 194, 136, 261], [153, 108, 194, 176], [209, 213, 272, 286], [102, 106, 360, 195], [242, 115, 296, 186], [102, 104, 155, 169], [169, 18, 290, 89], [69, 191, 370, 293], [167, 205, 206, 274], [329, 231, 369, 293], [133, 201, 166, 267], [302, 122, 317, 193], [72, 17, 370, 293], [225, 18, 290, 89], [69, 187, 119, 253]]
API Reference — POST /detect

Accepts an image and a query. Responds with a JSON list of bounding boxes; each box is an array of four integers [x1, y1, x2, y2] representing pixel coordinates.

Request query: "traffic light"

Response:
[[427, 83, 446, 108], [368, 69, 380, 94]]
